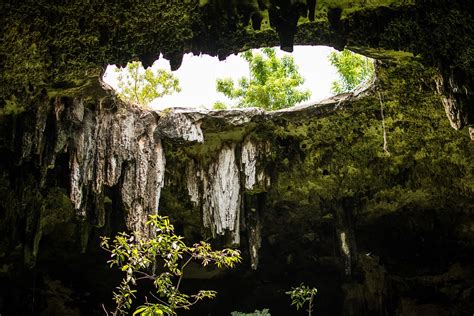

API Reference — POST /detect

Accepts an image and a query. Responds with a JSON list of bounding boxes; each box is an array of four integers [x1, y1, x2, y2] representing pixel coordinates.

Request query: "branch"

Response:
[[101, 303, 111, 316], [175, 256, 194, 293], [308, 294, 313, 316], [148, 291, 170, 307], [175, 296, 205, 310], [134, 270, 156, 281]]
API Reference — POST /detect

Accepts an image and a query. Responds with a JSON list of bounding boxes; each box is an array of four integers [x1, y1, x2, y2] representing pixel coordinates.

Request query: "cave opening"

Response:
[[102, 46, 375, 111]]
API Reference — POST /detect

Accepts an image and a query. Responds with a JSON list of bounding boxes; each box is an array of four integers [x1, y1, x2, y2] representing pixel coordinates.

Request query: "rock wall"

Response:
[[1, 60, 472, 316]]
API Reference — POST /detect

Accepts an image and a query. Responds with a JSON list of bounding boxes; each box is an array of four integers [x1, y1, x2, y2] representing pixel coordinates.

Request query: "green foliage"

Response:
[[329, 49, 375, 94], [212, 101, 228, 110], [230, 309, 271, 316], [0, 96, 25, 116], [286, 283, 318, 316], [216, 48, 311, 111], [100, 215, 241, 316], [115, 61, 181, 108]]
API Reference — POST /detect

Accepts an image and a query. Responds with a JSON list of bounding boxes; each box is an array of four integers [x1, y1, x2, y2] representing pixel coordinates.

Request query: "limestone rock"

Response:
[[202, 144, 241, 244]]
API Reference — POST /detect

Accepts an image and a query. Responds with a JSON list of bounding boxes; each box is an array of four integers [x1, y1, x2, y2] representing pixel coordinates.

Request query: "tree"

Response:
[[216, 48, 311, 111], [100, 215, 241, 316], [329, 49, 375, 94], [115, 61, 181, 108], [286, 284, 318, 316]]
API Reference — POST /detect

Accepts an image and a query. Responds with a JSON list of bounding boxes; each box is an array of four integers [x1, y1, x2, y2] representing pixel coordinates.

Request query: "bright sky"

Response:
[[103, 46, 339, 110]]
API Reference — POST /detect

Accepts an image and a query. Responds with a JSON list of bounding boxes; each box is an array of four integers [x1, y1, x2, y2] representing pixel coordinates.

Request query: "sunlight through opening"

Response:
[[102, 46, 374, 111]]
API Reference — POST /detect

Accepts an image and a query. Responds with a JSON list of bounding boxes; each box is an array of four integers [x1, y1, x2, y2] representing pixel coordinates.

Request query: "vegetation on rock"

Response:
[[268, 59, 473, 279], [231, 309, 271, 316], [273, 59, 473, 215], [216, 48, 311, 110], [212, 100, 228, 110], [100, 215, 241, 316]]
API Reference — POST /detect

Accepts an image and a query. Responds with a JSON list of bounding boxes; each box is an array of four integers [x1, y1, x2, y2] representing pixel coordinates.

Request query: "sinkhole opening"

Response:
[[102, 46, 375, 111]]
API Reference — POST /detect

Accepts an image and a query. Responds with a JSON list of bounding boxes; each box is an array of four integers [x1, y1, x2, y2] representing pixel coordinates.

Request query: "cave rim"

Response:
[[101, 45, 379, 112]]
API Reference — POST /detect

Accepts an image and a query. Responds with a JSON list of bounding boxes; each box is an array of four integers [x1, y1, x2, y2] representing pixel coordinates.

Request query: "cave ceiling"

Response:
[[0, 0, 473, 129]]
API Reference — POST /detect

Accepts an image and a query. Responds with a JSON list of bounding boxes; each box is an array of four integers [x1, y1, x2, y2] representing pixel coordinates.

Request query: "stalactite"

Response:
[[241, 138, 270, 268], [62, 99, 167, 236], [121, 138, 166, 235], [241, 137, 271, 191], [185, 137, 271, 246], [242, 139, 258, 190], [378, 92, 390, 155], [339, 231, 352, 276], [247, 207, 262, 270], [334, 203, 358, 277], [20, 99, 52, 164], [19, 96, 279, 260], [186, 160, 200, 205], [433, 71, 471, 130], [69, 109, 97, 218], [201, 144, 241, 244]]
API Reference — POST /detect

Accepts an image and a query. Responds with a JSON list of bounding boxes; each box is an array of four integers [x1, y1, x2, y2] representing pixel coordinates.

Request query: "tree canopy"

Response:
[[115, 61, 181, 108], [215, 48, 311, 111], [329, 49, 375, 94]]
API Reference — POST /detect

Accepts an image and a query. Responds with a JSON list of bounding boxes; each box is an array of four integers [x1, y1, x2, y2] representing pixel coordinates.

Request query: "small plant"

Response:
[[212, 101, 228, 110], [100, 215, 241, 316], [286, 283, 318, 316], [230, 309, 271, 316]]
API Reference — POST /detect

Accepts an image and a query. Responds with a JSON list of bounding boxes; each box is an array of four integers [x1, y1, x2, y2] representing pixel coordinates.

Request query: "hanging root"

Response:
[[378, 91, 390, 156]]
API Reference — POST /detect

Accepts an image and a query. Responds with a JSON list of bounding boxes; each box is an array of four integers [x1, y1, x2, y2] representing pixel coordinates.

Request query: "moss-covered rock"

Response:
[[1, 1, 473, 127]]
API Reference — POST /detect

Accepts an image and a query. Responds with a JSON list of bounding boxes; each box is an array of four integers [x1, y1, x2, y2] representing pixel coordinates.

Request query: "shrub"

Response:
[[100, 215, 241, 315]]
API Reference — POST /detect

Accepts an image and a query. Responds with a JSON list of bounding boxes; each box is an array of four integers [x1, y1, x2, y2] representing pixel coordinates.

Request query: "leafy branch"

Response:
[[286, 283, 318, 316], [100, 215, 241, 315]]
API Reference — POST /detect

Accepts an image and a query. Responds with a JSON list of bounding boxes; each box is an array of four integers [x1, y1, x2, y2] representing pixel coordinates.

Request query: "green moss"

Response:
[[182, 123, 257, 168], [2, 0, 472, 125], [323, 0, 414, 16], [268, 59, 473, 221], [41, 188, 74, 235], [1, 1, 200, 108], [348, 47, 414, 61], [0, 96, 26, 116]]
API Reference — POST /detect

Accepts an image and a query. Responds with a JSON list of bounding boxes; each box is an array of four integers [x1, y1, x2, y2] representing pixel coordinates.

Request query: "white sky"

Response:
[[103, 45, 339, 110]]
